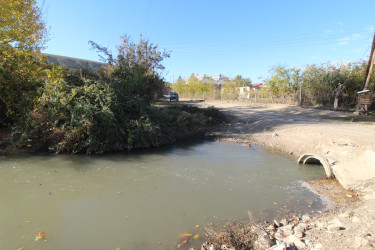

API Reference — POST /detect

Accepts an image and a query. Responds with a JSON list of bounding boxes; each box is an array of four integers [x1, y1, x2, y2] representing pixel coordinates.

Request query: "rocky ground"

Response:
[[190, 100, 375, 250]]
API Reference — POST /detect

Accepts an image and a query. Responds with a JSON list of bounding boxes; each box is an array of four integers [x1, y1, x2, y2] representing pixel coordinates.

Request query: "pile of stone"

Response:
[[195, 192, 375, 250], [265, 215, 311, 249], [196, 213, 358, 250]]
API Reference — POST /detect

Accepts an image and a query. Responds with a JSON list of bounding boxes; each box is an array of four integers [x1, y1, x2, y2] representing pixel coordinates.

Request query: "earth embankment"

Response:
[[195, 100, 375, 190]]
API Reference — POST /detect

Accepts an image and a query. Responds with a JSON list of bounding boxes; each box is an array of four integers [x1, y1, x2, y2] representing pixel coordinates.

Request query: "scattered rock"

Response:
[[220, 245, 234, 250], [294, 224, 306, 237], [273, 220, 280, 228], [280, 218, 287, 226], [267, 224, 276, 232], [270, 242, 286, 250], [201, 242, 220, 250], [293, 231, 303, 239], [252, 226, 274, 249], [285, 235, 306, 249], [294, 223, 307, 233], [301, 215, 311, 223], [327, 218, 345, 231], [274, 231, 284, 242], [346, 142, 356, 147], [279, 225, 294, 236]]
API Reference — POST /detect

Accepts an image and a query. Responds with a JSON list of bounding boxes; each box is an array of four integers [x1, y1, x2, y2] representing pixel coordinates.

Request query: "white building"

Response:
[[184, 73, 229, 85], [238, 86, 251, 99]]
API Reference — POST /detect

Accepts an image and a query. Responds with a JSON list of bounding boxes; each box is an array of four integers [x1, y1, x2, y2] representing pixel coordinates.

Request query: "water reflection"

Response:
[[0, 140, 325, 249]]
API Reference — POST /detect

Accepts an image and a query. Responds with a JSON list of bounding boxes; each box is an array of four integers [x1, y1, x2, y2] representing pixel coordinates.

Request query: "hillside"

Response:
[[44, 53, 107, 71]]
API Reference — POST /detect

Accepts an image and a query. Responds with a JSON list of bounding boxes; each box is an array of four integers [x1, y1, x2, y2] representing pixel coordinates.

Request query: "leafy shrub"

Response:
[[202, 106, 228, 125], [11, 77, 226, 154], [8, 35, 226, 154]]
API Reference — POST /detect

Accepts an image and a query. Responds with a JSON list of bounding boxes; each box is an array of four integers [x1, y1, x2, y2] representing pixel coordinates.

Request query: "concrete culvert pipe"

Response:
[[297, 153, 334, 178]]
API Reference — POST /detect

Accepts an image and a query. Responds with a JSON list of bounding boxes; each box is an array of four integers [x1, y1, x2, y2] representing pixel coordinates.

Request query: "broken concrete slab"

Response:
[[332, 150, 375, 190]]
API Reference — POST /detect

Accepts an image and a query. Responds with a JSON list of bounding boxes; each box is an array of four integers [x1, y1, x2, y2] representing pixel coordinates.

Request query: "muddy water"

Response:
[[0, 141, 325, 249]]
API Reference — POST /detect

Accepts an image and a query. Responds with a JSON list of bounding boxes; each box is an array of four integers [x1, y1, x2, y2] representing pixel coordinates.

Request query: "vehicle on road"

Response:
[[170, 92, 179, 101]]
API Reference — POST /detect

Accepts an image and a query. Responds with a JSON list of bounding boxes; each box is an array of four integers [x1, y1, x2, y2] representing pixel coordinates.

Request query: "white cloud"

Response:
[[325, 29, 335, 34], [338, 33, 365, 46], [364, 25, 375, 33]]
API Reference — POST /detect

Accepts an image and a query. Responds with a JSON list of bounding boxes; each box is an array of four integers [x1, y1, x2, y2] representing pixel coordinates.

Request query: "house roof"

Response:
[[251, 83, 266, 88]]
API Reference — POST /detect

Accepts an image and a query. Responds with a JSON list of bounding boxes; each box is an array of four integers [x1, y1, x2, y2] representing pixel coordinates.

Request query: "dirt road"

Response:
[[196, 101, 374, 161], [193, 100, 375, 188]]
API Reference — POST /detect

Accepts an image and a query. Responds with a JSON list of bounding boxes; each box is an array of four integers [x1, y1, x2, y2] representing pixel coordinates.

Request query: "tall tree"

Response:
[[89, 35, 170, 104], [173, 76, 187, 94], [0, 0, 48, 51], [232, 75, 251, 87], [0, 0, 49, 125], [265, 65, 300, 98]]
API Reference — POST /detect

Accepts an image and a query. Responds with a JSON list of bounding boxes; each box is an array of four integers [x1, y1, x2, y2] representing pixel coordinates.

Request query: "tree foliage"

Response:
[[171, 74, 250, 100], [173, 76, 187, 94], [231, 75, 251, 87], [0, 0, 49, 126], [12, 74, 226, 154], [0, 49, 48, 125], [301, 62, 370, 106], [89, 35, 170, 104], [9, 36, 226, 154], [263, 62, 373, 107], [265, 65, 300, 98], [0, 0, 48, 51]]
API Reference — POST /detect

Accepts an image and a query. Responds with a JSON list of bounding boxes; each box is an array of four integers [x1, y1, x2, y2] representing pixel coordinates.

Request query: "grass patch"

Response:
[[308, 114, 375, 123], [154, 100, 182, 106]]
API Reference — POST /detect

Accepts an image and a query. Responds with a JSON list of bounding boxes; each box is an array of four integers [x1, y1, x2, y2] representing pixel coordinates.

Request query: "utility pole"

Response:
[[356, 32, 375, 113], [363, 33, 375, 90]]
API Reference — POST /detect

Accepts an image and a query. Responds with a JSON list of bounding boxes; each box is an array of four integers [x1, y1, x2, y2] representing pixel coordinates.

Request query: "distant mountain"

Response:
[[43, 54, 107, 71]]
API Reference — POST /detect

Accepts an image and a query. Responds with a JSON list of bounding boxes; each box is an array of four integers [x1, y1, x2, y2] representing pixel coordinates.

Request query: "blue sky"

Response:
[[39, 0, 374, 83]]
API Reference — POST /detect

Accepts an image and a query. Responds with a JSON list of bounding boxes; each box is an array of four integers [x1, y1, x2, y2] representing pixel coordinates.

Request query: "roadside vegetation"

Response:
[[308, 113, 375, 123], [0, 0, 226, 154], [171, 63, 374, 109], [264, 63, 374, 108], [173, 74, 252, 100]]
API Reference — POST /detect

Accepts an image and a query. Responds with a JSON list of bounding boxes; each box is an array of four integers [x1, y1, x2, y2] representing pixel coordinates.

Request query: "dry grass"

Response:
[[204, 212, 261, 249]]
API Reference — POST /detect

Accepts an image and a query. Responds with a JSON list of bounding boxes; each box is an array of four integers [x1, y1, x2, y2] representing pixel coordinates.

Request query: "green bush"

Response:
[[11, 77, 225, 154], [8, 36, 226, 154]]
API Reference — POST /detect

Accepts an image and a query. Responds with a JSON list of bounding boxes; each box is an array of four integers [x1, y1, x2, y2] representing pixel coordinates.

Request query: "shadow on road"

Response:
[[194, 101, 362, 135]]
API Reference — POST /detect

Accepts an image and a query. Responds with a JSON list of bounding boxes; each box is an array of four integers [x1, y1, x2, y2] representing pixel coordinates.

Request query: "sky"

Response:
[[38, 0, 374, 83]]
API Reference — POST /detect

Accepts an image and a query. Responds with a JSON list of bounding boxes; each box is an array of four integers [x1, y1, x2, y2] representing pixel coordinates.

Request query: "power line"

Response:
[[361, 44, 372, 60], [172, 36, 369, 56], [161, 28, 374, 57], [160, 28, 372, 50]]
